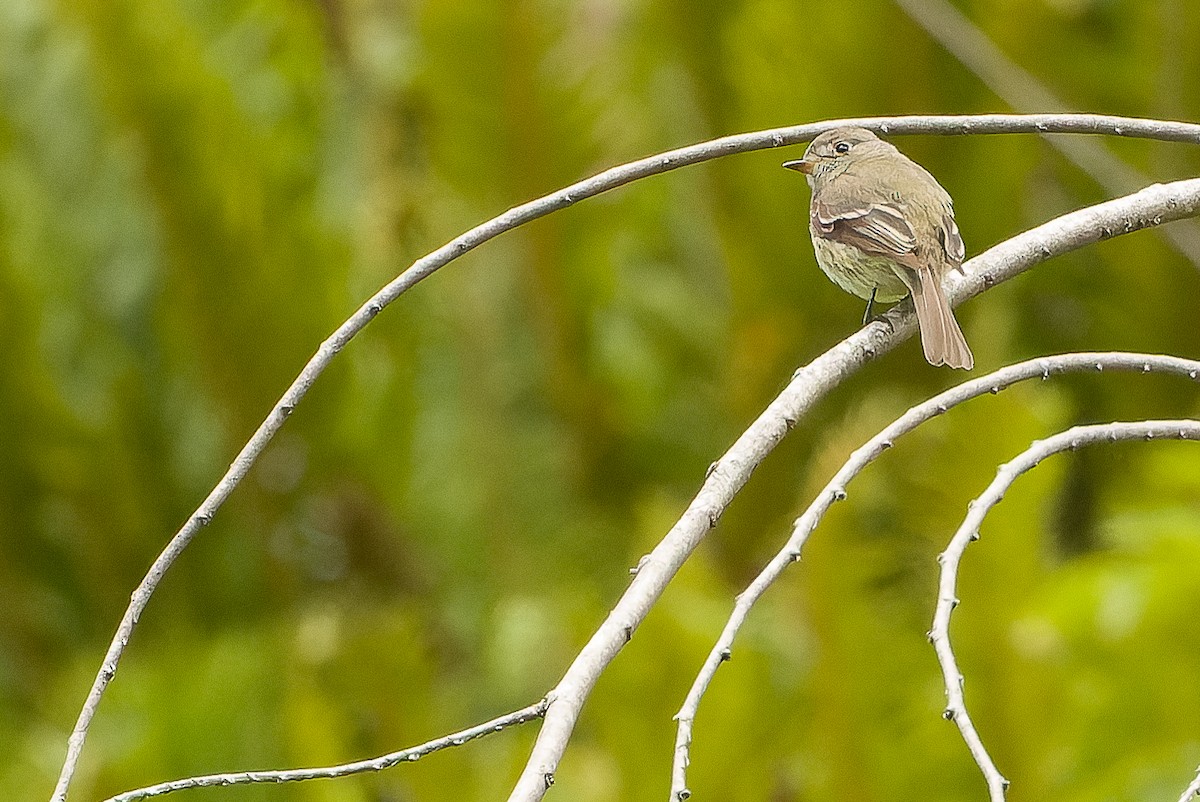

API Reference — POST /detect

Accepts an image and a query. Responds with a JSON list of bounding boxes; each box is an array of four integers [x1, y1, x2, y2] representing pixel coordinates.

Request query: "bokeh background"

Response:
[[2, 0, 1199, 800]]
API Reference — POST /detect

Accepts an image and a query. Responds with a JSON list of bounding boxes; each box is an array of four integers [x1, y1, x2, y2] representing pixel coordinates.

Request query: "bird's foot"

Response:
[[861, 291, 894, 332], [865, 313, 895, 334]]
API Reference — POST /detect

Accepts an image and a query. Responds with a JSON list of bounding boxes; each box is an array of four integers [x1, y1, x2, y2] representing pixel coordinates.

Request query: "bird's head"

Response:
[[783, 127, 885, 182]]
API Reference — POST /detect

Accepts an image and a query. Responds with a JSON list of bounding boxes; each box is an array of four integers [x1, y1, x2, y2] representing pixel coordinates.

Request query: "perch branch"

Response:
[[509, 176, 1200, 802], [52, 114, 1200, 802], [932, 420, 1200, 801], [668, 353, 1200, 800]]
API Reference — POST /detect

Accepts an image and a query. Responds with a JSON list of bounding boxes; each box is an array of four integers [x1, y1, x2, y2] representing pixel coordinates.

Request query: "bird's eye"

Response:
[[834, 141, 851, 154]]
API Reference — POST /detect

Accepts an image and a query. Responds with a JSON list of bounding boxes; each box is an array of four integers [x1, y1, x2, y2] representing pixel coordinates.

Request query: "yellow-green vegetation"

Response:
[[1, 1, 1198, 800]]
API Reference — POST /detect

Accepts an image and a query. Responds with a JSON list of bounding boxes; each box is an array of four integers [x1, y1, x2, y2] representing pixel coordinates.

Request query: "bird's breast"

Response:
[[810, 235, 911, 303]]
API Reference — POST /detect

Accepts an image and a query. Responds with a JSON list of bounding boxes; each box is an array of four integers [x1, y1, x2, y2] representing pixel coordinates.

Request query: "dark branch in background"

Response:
[[931, 420, 1200, 801], [893, 0, 1200, 268], [508, 177, 1200, 802], [50, 115, 1200, 802], [668, 354, 1200, 800], [103, 700, 548, 802]]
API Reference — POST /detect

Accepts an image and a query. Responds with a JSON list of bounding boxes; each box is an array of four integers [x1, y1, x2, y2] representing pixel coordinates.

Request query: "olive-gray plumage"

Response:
[[784, 127, 973, 370]]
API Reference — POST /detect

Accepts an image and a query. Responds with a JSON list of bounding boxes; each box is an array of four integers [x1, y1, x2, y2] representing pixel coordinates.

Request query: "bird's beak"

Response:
[[782, 158, 813, 175]]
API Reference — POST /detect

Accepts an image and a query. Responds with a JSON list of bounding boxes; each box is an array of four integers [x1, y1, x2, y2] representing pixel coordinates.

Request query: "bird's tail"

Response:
[[909, 267, 974, 370]]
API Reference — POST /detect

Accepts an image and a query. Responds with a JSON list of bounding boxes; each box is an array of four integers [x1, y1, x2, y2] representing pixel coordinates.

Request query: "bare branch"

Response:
[[508, 176, 1200, 802], [52, 115, 1200, 802], [668, 353, 1200, 800], [1179, 765, 1200, 802], [102, 700, 548, 802], [932, 420, 1200, 801], [893, 0, 1200, 268]]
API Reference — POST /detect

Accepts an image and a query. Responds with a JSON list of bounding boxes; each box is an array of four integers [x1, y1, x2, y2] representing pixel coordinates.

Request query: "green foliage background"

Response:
[[2, 0, 1199, 800]]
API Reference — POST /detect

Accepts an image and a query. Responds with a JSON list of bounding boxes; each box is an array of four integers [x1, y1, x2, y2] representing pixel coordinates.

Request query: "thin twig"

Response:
[[103, 700, 548, 802], [932, 420, 1200, 801], [52, 115, 1200, 802], [1178, 765, 1200, 802], [668, 353, 1200, 800], [508, 176, 1200, 802], [894, 0, 1200, 268]]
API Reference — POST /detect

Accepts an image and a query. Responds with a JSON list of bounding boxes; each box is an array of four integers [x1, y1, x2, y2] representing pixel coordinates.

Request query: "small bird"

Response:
[[784, 127, 974, 370]]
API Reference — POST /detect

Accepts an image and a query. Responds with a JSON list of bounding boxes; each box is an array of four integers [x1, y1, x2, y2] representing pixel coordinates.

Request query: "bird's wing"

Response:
[[937, 211, 966, 268], [811, 195, 919, 266]]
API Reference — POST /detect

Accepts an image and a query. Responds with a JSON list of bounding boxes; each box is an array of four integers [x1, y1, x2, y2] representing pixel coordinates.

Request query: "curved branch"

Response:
[[1179, 765, 1200, 802], [102, 700, 548, 802], [668, 353, 1200, 800], [509, 176, 1200, 802], [933, 420, 1200, 801], [52, 115, 1200, 802]]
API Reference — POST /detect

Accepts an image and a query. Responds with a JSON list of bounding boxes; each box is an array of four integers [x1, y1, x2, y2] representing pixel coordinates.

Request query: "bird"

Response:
[[783, 127, 974, 370]]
